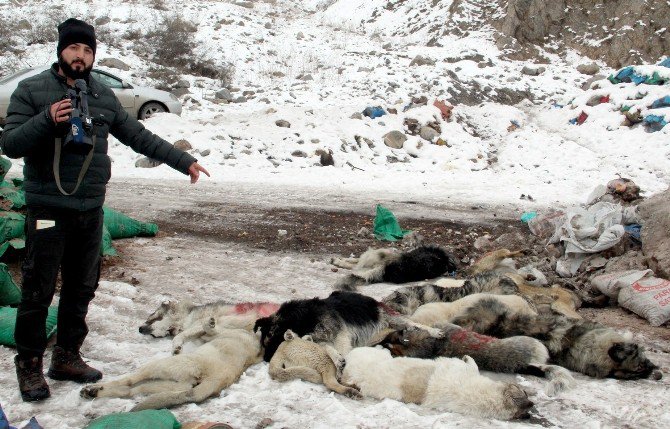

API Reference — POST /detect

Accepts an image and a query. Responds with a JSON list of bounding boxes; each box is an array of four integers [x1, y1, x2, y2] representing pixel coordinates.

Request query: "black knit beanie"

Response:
[[57, 18, 96, 56]]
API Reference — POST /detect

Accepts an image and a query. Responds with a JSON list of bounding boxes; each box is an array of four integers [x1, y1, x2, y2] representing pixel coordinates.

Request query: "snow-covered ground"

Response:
[[1, 0, 669, 427]]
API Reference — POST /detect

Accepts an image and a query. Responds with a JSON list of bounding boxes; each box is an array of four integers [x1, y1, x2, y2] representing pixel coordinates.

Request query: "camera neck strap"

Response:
[[53, 136, 96, 196]]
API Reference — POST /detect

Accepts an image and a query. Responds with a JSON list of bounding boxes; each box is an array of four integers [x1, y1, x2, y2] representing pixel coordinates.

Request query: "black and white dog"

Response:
[[331, 245, 458, 291], [253, 291, 443, 362]]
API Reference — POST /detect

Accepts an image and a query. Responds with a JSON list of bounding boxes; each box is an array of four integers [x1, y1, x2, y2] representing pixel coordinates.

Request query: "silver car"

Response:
[[0, 66, 182, 126]]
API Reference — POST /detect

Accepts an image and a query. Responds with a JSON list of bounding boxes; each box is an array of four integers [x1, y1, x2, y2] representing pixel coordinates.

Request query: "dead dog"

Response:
[[253, 291, 444, 362], [382, 270, 520, 315], [379, 323, 573, 396], [269, 329, 362, 399], [139, 300, 279, 354], [332, 245, 458, 291], [451, 306, 663, 381], [80, 328, 262, 410], [342, 347, 534, 420], [409, 293, 537, 328]]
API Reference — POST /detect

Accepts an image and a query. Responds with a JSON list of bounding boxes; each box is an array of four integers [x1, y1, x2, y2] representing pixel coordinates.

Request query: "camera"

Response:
[[63, 79, 94, 153]]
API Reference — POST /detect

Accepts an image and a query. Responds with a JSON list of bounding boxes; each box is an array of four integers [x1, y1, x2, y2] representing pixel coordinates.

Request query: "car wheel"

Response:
[[139, 102, 167, 120]]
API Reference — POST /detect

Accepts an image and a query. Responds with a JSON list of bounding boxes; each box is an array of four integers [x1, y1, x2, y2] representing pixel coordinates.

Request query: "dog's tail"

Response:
[[334, 274, 367, 291], [131, 378, 222, 411], [528, 364, 574, 396]]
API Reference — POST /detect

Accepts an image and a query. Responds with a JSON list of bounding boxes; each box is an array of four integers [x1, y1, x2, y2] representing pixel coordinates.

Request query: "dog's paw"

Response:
[[172, 345, 182, 355], [80, 384, 102, 399], [343, 387, 363, 400], [208, 317, 216, 328], [426, 327, 445, 338]]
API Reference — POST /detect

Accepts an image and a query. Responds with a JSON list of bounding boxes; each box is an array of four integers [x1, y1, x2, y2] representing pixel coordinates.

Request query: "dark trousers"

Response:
[[15, 205, 103, 358]]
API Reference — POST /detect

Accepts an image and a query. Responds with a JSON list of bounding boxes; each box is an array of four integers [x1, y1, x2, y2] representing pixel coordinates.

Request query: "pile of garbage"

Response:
[[564, 59, 670, 131], [523, 178, 670, 326]]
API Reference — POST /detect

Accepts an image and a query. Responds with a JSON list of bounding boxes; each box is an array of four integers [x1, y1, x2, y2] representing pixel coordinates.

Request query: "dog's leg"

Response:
[[331, 257, 359, 270], [323, 344, 346, 380], [334, 274, 367, 291], [321, 371, 363, 399], [269, 365, 324, 384], [131, 377, 224, 411], [172, 325, 209, 354], [386, 315, 445, 339], [523, 364, 575, 396]]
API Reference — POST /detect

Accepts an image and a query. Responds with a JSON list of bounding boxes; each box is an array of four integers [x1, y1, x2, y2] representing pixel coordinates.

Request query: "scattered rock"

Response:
[[275, 119, 291, 128], [291, 150, 307, 157], [233, 96, 247, 103], [16, 20, 32, 30], [234, 1, 254, 9], [171, 88, 190, 98], [357, 67, 374, 72], [382, 42, 392, 50], [419, 126, 439, 142], [94, 16, 111, 26], [296, 31, 305, 40], [409, 55, 436, 67], [255, 418, 274, 429], [577, 63, 600, 75], [383, 131, 407, 149], [521, 65, 545, 76], [135, 157, 162, 168], [581, 74, 606, 91], [639, 189, 670, 279], [173, 139, 192, 151], [215, 88, 233, 101], [175, 79, 190, 89], [357, 227, 371, 238], [350, 112, 363, 120], [264, 22, 272, 29], [298, 73, 313, 81], [315, 149, 334, 166], [199, 149, 211, 157], [98, 58, 130, 71]]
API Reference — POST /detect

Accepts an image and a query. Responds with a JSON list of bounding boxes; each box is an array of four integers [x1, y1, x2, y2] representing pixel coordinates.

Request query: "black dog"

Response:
[[254, 291, 443, 362]]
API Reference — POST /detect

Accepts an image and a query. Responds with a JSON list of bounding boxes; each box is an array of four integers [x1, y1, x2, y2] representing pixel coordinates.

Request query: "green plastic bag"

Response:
[[84, 409, 181, 429], [100, 225, 117, 257], [0, 305, 58, 347], [0, 238, 24, 259], [103, 206, 158, 239], [0, 263, 21, 306], [0, 156, 11, 182], [373, 204, 411, 241], [0, 211, 25, 242], [0, 186, 26, 210]]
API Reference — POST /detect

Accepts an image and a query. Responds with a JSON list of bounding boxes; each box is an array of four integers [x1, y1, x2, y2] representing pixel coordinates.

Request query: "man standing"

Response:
[[0, 18, 210, 402]]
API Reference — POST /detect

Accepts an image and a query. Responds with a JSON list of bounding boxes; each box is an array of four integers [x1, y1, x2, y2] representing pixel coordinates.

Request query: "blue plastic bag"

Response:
[[362, 106, 386, 119], [650, 96, 670, 109], [659, 58, 670, 68]]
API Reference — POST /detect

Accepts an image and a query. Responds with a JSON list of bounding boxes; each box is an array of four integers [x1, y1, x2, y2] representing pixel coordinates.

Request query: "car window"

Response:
[[0, 68, 36, 85], [92, 70, 124, 89]]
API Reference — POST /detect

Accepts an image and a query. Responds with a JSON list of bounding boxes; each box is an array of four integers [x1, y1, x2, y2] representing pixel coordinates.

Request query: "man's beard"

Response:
[[58, 54, 93, 80]]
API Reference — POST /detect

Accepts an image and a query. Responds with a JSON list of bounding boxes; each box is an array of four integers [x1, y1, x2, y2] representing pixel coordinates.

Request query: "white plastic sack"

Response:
[[554, 202, 628, 277], [591, 270, 653, 298], [591, 270, 670, 326]]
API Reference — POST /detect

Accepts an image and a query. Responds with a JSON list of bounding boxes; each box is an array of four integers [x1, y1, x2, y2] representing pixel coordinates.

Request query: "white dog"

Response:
[[342, 347, 533, 420], [81, 328, 262, 410]]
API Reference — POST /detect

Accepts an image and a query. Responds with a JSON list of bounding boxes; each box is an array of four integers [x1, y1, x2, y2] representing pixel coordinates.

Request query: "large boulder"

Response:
[[98, 58, 130, 71], [639, 189, 670, 278], [383, 131, 407, 149]]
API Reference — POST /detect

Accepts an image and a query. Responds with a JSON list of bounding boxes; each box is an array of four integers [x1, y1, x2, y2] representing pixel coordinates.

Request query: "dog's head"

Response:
[[607, 342, 662, 380], [138, 300, 194, 337], [379, 328, 440, 359], [253, 299, 319, 362], [502, 384, 534, 420]]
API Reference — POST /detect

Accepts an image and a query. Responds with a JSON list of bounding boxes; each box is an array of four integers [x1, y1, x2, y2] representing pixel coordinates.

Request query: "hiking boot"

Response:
[[47, 346, 102, 383], [15, 355, 51, 402]]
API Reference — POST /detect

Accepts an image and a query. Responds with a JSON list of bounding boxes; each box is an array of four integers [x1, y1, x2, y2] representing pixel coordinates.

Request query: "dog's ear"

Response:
[[254, 316, 271, 334], [302, 334, 314, 342], [608, 342, 638, 362], [284, 329, 295, 341]]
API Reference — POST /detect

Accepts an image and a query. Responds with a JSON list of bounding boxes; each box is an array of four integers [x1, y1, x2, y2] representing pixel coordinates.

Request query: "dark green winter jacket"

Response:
[[0, 64, 197, 210]]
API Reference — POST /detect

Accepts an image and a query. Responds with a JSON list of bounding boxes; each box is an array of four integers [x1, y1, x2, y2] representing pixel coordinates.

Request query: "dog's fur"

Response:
[[332, 245, 458, 291], [80, 328, 262, 410], [379, 323, 573, 396], [382, 270, 520, 315], [409, 293, 537, 327], [342, 347, 534, 420], [469, 248, 582, 318], [453, 305, 662, 380], [253, 291, 444, 362], [139, 300, 279, 354], [269, 329, 362, 399]]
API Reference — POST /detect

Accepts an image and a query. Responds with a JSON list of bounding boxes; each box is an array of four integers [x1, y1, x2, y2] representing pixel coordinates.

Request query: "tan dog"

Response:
[[81, 327, 262, 410], [269, 329, 362, 399]]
